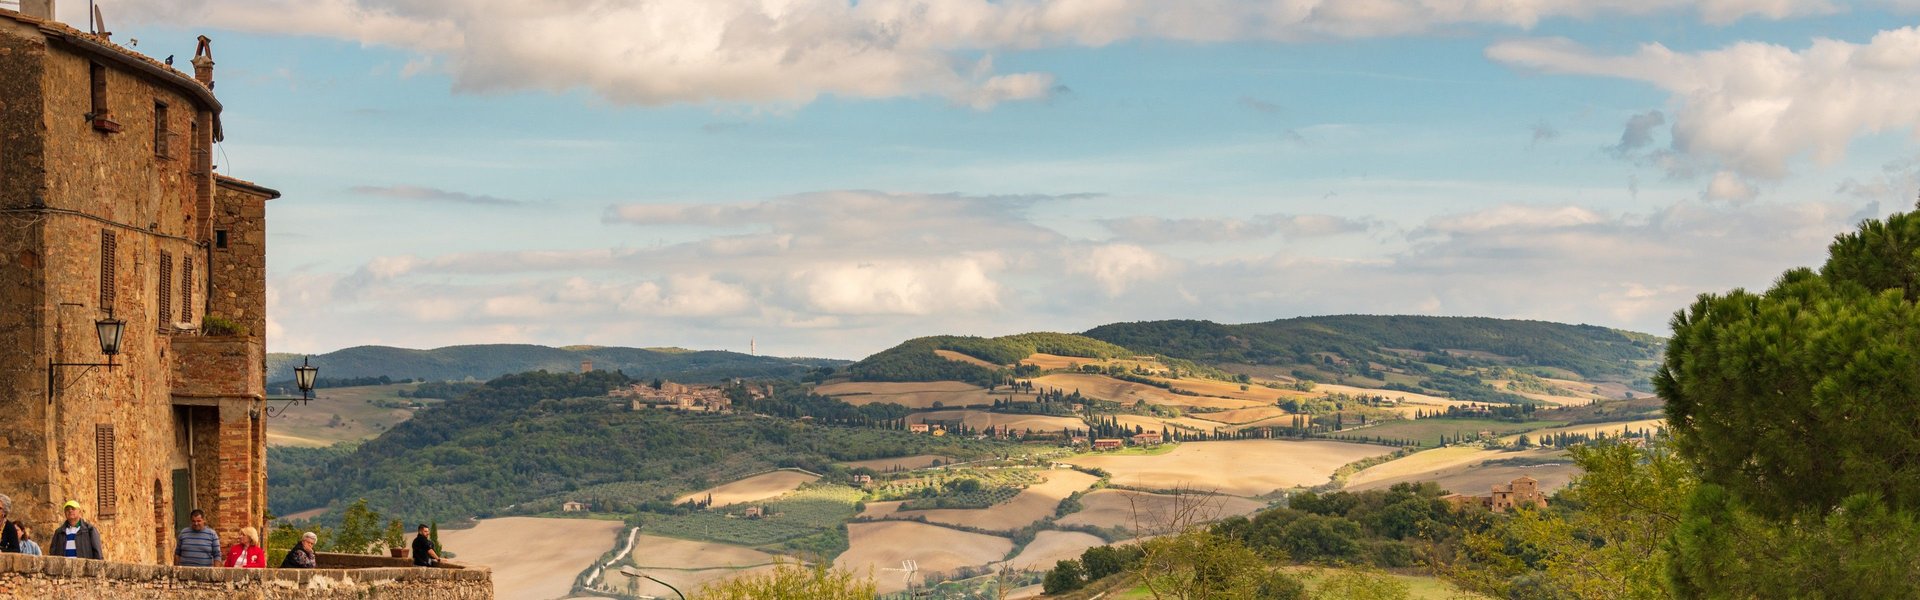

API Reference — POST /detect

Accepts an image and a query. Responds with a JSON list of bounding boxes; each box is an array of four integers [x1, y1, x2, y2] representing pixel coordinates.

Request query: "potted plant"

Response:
[[384, 519, 407, 558]]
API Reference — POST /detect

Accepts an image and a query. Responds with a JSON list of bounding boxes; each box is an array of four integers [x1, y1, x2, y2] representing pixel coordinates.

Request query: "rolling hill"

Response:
[[1083, 315, 1663, 381], [265, 344, 847, 384]]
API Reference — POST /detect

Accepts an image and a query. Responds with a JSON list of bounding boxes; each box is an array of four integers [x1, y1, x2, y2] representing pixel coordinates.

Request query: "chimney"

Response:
[[19, 0, 55, 21], [192, 35, 214, 87]]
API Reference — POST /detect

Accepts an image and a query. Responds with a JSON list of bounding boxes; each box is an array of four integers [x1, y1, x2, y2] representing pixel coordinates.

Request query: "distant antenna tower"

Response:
[[750, 338, 756, 356]]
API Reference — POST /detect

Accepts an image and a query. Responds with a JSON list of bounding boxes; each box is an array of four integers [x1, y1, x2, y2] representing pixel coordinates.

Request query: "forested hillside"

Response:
[[845, 332, 1130, 383], [265, 344, 846, 383], [1085, 315, 1662, 380], [269, 370, 1005, 523]]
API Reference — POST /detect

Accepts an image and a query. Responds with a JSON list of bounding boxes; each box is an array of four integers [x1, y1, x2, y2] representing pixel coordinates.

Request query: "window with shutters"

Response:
[[153, 101, 173, 158], [157, 252, 173, 332], [99, 230, 116, 308], [95, 425, 116, 519], [181, 257, 194, 323]]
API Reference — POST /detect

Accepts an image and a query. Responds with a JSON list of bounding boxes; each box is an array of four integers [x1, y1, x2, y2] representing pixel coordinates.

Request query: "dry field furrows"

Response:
[[1067, 440, 1396, 497], [628, 534, 778, 568], [906, 410, 1087, 433], [1191, 406, 1292, 425], [843, 455, 956, 472], [675, 470, 820, 507], [836, 521, 1014, 594], [859, 500, 904, 519], [1006, 531, 1107, 570], [437, 517, 626, 600], [1347, 446, 1499, 489], [935, 349, 1005, 369], [815, 381, 1011, 409], [625, 564, 784, 599], [1055, 489, 1267, 530], [1031, 374, 1268, 410], [1346, 448, 1573, 494], [893, 469, 1101, 531], [1141, 376, 1302, 404]]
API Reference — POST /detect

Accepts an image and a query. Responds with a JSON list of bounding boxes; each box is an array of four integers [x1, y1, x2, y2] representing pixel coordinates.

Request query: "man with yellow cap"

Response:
[[55, 501, 102, 559]]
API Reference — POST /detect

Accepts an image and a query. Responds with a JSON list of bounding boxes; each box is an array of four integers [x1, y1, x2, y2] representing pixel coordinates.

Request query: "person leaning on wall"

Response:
[[55, 500, 103, 559]]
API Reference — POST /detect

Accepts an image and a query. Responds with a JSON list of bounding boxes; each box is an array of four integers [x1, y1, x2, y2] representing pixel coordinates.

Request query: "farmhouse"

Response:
[[909, 423, 931, 433], [852, 475, 873, 487], [1443, 476, 1548, 513], [562, 501, 588, 513], [743, 506, 764, 519], [1131, 432, 1164, 445], [1093, 439, 1124, 451]]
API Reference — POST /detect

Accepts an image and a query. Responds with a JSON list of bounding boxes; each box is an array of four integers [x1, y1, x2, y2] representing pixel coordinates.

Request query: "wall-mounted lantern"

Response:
[[47, 309, 127, 403]]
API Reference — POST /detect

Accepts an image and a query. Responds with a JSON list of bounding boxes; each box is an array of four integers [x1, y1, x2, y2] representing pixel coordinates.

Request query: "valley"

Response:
[[266, 315, 1664, 599]]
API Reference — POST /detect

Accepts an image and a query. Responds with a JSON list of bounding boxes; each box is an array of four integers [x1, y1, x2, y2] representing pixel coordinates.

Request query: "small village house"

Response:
[[562, 501, 588, 513], [1093, 438, 1124, 451]]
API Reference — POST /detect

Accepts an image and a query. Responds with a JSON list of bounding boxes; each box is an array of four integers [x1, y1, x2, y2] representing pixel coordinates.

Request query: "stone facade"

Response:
[[1443, 475, 1549, 513], [0, 553, 492, 599], [0, 5, 273, 565]]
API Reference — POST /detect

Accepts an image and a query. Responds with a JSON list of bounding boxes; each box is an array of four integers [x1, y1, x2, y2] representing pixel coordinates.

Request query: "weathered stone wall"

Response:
[[0, 11, 241, 566], [210, 180, 270, 340], [0, 554, 493, 599]]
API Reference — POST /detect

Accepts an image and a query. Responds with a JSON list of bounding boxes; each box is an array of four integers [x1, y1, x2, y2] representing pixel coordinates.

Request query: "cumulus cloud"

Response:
[[1074, 244, 1172, 296], [1099, 214, 1371, 244], [349, 184, 525, 206], [1490, 27, 1920, 180], [116, 0, 1837, 110], [1703, 171, 1760, 203]]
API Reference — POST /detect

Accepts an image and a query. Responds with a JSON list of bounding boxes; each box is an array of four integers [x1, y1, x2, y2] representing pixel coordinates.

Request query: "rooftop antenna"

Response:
[[91, 2, 110, 39]]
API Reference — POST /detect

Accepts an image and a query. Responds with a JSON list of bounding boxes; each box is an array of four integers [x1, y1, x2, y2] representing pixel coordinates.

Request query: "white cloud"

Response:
[[1074, 244, 1172, 296], [1489, 27, 1920, 180], [119, 0, 1839, 109], [793, 258, 1004, 315], [1704, 171, 1760, 203]]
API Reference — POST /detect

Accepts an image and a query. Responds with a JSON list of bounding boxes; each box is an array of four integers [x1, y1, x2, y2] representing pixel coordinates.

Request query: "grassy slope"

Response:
[[266, 383, 428, 447]]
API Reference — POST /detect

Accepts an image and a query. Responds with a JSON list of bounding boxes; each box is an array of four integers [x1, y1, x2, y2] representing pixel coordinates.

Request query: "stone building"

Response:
[[0, 2, 278, 564], [1443, 475, 1549, 513]]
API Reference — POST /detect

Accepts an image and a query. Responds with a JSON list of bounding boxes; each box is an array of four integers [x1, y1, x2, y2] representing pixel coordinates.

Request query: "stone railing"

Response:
[[0, 552, 491, 599]]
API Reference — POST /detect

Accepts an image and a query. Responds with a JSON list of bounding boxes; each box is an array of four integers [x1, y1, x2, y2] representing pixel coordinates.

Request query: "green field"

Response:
[[638, 483, 863, 551], [267, 383, 433, 447], [1334, 417, 1567, 447]]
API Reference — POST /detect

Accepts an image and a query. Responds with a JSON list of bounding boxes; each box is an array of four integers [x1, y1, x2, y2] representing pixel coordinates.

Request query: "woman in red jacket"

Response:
[[224, 526, 266, 568]]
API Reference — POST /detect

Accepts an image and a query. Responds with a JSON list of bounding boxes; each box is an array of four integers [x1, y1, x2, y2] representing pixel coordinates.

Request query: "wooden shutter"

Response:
[[180, 257, 194, 323], [157, 253, 173, 331], [95, 424, 116, 518], [99, 230, 117, 307]]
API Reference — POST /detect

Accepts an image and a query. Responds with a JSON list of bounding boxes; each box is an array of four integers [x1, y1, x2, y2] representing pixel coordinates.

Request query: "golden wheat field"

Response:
[[1067, 439, 1395, 497], [438, 517, 626, 600], [892, 469, 1100, 531], [675, 470, 819, 507], [1006, 531, 1108, 570], [1031, 373, 1268, 410], [1054, 489, 1267, 530], [836, 521, 1014, 594]]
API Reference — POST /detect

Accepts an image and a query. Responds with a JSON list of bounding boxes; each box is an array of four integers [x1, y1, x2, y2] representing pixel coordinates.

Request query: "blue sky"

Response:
[[85, 1, 1920, 359]]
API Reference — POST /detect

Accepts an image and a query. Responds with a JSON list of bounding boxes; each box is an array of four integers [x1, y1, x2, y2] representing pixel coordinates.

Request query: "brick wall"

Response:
[[0, 554, 493, 599]]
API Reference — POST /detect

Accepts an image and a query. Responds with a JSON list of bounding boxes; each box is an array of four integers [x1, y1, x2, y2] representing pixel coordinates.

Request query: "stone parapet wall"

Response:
[[170, 335, 265, 400], [0, 553, 492, 599]]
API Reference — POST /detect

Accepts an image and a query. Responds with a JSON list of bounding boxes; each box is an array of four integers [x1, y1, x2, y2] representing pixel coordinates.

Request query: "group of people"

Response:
[[1, 494, 439, 569], [2, 496, 99, 558]]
